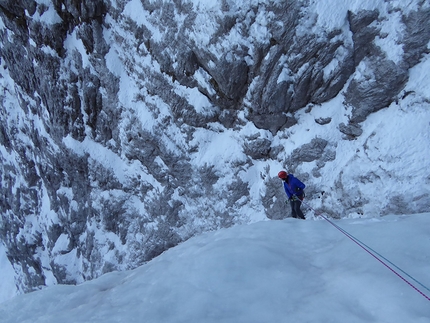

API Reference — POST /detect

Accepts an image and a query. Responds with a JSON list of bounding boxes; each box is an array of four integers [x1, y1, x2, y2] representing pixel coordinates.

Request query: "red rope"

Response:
[[302, 201, 430, 303]]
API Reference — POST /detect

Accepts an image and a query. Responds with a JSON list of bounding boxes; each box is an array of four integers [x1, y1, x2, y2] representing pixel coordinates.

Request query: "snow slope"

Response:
[[1, 213, 429, 323]]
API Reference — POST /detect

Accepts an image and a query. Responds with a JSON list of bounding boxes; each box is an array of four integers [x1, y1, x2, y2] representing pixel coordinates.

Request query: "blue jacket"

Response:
[[283, 174, 306, 199]]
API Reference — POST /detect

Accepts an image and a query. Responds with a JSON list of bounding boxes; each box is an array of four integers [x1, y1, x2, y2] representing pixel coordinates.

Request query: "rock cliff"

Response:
[[1, 0, 429, 293]]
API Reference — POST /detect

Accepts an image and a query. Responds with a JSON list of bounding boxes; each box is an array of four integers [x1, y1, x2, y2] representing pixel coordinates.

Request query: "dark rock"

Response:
[[251, 112, 288, 135], [243, 137, 272, 160], [345, 58, 408, 124], [290, 138, 329, 163], [246, 5, 354, 132], [348, 10, 380, 65], [262, 177, 289, 220], [315, 117, 332, 125], [339, 122, 363, 139], [402, 8, 430, 68]]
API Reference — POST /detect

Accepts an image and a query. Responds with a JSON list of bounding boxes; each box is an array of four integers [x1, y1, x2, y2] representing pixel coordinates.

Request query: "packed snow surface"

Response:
[[1, 213, 429, 323]]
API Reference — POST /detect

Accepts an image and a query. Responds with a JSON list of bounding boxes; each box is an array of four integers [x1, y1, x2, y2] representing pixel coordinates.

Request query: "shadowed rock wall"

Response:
[[1, 0, 430, 293]]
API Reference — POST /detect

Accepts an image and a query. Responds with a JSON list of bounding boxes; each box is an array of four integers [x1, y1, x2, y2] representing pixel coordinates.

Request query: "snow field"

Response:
[[1, 213, 429, 323]]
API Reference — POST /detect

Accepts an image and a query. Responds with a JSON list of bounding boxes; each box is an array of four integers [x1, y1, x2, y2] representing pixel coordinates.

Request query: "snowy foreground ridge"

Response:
[[1, 213, 429, 323]]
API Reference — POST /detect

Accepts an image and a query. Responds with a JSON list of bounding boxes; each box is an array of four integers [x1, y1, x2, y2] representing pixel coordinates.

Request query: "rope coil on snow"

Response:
[[301, 200, 430, 303]]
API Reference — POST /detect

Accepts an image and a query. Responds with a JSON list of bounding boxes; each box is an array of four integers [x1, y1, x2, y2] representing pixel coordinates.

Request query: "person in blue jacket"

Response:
[[278, 170, 306, 219]]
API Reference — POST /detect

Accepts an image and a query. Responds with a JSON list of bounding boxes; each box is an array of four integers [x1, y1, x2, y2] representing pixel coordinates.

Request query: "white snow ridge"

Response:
[[1, 213, 430, 323]]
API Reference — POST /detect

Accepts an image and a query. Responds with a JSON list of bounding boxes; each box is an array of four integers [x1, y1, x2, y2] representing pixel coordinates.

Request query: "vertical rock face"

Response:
[[1, 0, 430, 293], [343, 6, 430, 136]]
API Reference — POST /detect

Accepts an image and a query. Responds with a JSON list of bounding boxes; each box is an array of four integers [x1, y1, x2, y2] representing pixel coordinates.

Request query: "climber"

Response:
[[278, 170, 306, 219]]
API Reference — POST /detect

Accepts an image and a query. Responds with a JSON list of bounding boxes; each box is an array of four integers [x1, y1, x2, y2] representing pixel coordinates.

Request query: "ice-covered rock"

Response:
[[0, 0, 430, 295]]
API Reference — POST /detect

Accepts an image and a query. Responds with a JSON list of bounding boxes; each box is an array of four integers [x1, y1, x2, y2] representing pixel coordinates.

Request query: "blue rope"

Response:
[[329, 217, 430, 294], [301, 200, 430, 302]]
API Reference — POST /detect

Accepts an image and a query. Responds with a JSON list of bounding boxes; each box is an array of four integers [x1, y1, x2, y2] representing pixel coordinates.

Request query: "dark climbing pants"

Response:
[[290, 200, 305, 219]]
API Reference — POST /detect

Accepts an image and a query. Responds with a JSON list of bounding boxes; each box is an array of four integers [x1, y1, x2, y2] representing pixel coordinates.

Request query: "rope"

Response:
[[301, 199, 430, 302]]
